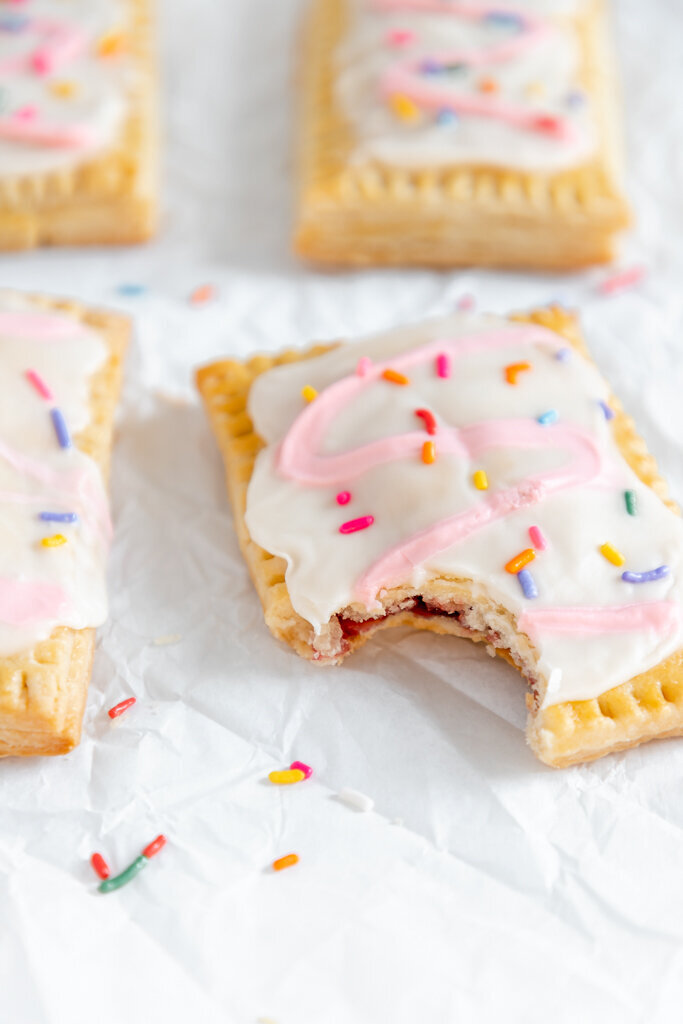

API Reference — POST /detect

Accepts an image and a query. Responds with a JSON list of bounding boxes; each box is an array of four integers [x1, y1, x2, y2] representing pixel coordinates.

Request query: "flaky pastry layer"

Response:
[[0, 294, 128, 756], [0, 0, 157, 250], [197, 307, 683, 768], [293, 0, 630, 269]]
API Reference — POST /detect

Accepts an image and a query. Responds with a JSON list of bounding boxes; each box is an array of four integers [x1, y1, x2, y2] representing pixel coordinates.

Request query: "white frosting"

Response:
[[0, 0, 130, 177], [0, 294, 110, 657], [336, 0, 596, 171], [245, 314, 683, 707]]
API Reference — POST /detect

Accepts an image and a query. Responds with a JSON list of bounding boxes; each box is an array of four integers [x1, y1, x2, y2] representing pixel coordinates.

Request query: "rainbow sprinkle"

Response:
[[415, 408, 437, 435], [599, 266, 645, 296], [269, 769, 306, 785], [356, 357, 372, 377], [390, 94, 419, 120], [301, 385, 317, 403], [505, 549, 535, 574], [382, 369, 410, 386], [340, 515, 374, 535], [622, 566, 669, 584], [505, 362, 531, 385], [39, 511, 77, 524], [50, 408, 71, 449], [272, 853, 299, 872], [624, 490, 637, 516], [422, 440, 436, 464], [41, 534, 67, 548], [436, 354, 450, 379], [473, 470, 488, 491], [386, 28, 414, 47], [290, 761, 313, 778], [108, 697, 136, 720], [598, 400, 614, 421], [189, 283, 216, 305], [98, 835, 166, 894], [555, 348, 571, 362], [528, 525, 547, 551], [90, 853, 110, 880], [517, 569, 538, 600], [25, 369, 53, 402], [600, 542, 625, 567], [537, 410, 558, 426], [336, 491, 351, 506]]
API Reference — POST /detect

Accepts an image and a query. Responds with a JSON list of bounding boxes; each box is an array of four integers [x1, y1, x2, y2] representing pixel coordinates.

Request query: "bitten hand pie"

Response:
[[0, 292, 128, 756], [197, 308, 683, 768], [294, 0, 630, 269], [0, 0, 156, 250]]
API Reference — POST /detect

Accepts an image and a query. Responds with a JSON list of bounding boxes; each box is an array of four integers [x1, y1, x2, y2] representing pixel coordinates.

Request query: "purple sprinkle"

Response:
[[566, 90, 585, 108], [420, 59, 442, 75], [598, 400, 614, 421], [517, 569, 538, 600], [50, 408, 72, 449], [622, 566, 669, 584], [555, 348, 571, 362], [0, 15, 29, 32], [39, 512, 78, 524]]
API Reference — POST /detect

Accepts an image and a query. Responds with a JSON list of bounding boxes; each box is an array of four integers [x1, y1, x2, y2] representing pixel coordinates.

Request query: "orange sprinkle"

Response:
[[190, 284, 216, 305], [272, 853, 299, 872], [505, 548, 536, 574], [478, 77, 499, 94], [505, 361, 532, 385], [382, 369, 410, 386], [97, 32, 127, 58], [422, 440, 436, 464]]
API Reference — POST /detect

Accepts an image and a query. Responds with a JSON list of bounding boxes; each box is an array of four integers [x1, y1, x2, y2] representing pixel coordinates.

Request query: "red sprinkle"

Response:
[[339, 515, 374, 535], [599, 266, 646, 296], [290, 760, 313, 779], [25, 369, 54, 402], [415, 408, 437, 435], [90, 852, 110, 880], [142, 834, 167, 859], [436, 353, 450, 379], [533, 114, 563, 136], [336, 491, 351, 505], [107, 697, 136, 720], [190, 284, 216, 305]]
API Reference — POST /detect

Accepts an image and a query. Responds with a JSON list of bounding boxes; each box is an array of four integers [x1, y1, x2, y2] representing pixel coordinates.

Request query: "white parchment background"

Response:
[[2, 2, 683, 1022]]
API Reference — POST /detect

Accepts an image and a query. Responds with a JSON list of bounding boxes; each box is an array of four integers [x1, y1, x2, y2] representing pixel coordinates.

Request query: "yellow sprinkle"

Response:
[[422, 440, 436, 465], [269, 769, 306, 785], [473, 470, 488, 490], [96, 31, 127, 58], [600, 542, 625, 567], [41, 534, 67, 548], [301, 385, 317, 403], [50, 80, 77, 99], [390, 94, 420, 121]]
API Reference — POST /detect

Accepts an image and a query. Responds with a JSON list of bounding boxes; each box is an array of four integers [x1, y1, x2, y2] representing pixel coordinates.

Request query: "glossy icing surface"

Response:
[[0, 295, 110, 657], [0, 0, 130, 177], [246, 314, 683, 706], [335, 0, 596, 171]]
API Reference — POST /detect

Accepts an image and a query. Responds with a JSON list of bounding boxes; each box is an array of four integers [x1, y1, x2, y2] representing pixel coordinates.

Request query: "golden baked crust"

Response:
[[0, 294, 128, 756], [0, 0, 157, 250], [196, 307, 683, 768], [294, 0, 630, 269]]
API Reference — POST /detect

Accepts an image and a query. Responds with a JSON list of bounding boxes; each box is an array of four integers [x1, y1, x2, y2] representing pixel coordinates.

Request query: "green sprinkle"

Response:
[[98, 854, 148, 894], [625, 490, 638, 516]]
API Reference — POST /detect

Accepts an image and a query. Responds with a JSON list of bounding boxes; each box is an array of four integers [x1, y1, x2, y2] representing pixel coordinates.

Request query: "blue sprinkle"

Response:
[[622, 566, 669, 584], [537, 409, 558, 426], [598, 399, 614, 421], [50, 408, 72, 450], [117, 283, 146, 297], [39, 512, 78, 524], [517, 569, 538, 599], [555, 347, 571, 362], [0, 15, 29, 32], [420, 59, 442, 75], [484, 11, 523, 29], [436, 108, 458, 126]]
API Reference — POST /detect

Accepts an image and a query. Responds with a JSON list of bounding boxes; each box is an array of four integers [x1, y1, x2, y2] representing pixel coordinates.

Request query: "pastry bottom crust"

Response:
[[0, 192, 156, 251], [0, 294, 128, 757], [196, 308, 683, 768]]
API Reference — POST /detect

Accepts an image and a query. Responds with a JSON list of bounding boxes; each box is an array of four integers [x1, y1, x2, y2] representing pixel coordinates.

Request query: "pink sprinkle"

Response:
[[528, 525, 547, 551], [436, 354, 450, 379], [386, 28, 415, 47], [339, 515, 374, 535], [457, 294, 475, 311], [25, 369, 54, 402], [356, 357, 372, 377], [599, 266, 646, 296], [13, 105, 37, 121], [336, 491, 351, 506], [290, 761, 313, 779], [32, 52, 53, 75]]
